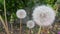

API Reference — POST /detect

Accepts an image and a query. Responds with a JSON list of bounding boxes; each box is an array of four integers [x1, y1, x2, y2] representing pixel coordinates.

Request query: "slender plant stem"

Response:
[[4, 0, 8, 27], [10, 14, 14, 34], [38, 26, 41, 34], [28, 29, 31, 34], [56, 5, 58, 13], [0, 15, 10, 34], [4, 0, 10, 34], [26, 28, 28, 34], [11, 24, 13, 34], [20, 19, 22, 34]]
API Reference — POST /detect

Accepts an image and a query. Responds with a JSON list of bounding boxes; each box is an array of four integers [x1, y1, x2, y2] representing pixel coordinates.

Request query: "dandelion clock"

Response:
[[16, 9, 27, 34], [32, 5, 56, 34], [27, 20, 35, 29], [16, 9, 26, 19], [27, 20, 35, 34]]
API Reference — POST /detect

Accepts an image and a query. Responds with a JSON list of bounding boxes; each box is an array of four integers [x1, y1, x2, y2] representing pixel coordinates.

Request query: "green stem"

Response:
[[11, 24, 13, 34], [4, 0, 10, 34], [38, 26, 41, 34], [20, 19, 22, 34], [0, 15, 10, 34], [4, 0, 8, 27]]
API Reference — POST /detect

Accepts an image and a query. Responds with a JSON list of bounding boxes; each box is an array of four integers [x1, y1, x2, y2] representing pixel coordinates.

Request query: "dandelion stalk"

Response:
[[56, 5, 58, 12], [0, 15, 10, 34], [38, 26, 41, 34], [29, 29, 34, 34], [20, 19, 22, 34], [10, 15, 14, 34], [28, 29, 31, 34], [11, 24, 13, 34]]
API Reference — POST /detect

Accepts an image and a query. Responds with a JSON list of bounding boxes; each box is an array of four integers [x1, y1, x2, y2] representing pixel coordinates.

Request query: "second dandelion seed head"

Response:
[[27, 20, 35, 29]]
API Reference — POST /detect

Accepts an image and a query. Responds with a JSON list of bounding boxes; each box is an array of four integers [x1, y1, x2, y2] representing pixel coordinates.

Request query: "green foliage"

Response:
[[0, 0, 4, 4], [56, 0, 60, 4], [0, 0, 58, 22]]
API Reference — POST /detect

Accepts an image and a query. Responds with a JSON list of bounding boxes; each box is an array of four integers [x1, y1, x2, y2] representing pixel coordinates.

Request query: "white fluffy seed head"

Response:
[[16, 9, 26, 19], [27, 20, 35, 29], [32, 5, 56, 26]]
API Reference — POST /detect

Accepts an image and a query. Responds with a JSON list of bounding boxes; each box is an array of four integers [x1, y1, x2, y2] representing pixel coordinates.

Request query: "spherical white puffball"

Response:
[[16, 9, 26, 19], [27, 20, 35, 29], [32, 5, 56, 26]]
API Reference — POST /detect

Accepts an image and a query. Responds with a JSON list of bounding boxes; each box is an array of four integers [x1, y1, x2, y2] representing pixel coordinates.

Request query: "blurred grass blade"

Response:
[[0, 15, 10, 34]]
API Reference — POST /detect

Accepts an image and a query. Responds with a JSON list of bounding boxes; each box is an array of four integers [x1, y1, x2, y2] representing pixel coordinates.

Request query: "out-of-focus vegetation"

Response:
[[0, 0, 57, 20]]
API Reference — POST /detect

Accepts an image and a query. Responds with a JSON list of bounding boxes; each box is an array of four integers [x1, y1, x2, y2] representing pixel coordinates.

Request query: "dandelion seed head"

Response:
[[16, 9, 26, 19], [27, 20, 35, 29], [32, 5, 56, 26]]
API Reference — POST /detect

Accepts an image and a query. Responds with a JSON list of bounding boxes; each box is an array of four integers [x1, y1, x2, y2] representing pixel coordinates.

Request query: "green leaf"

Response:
[[0, 0, 4, 5]]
